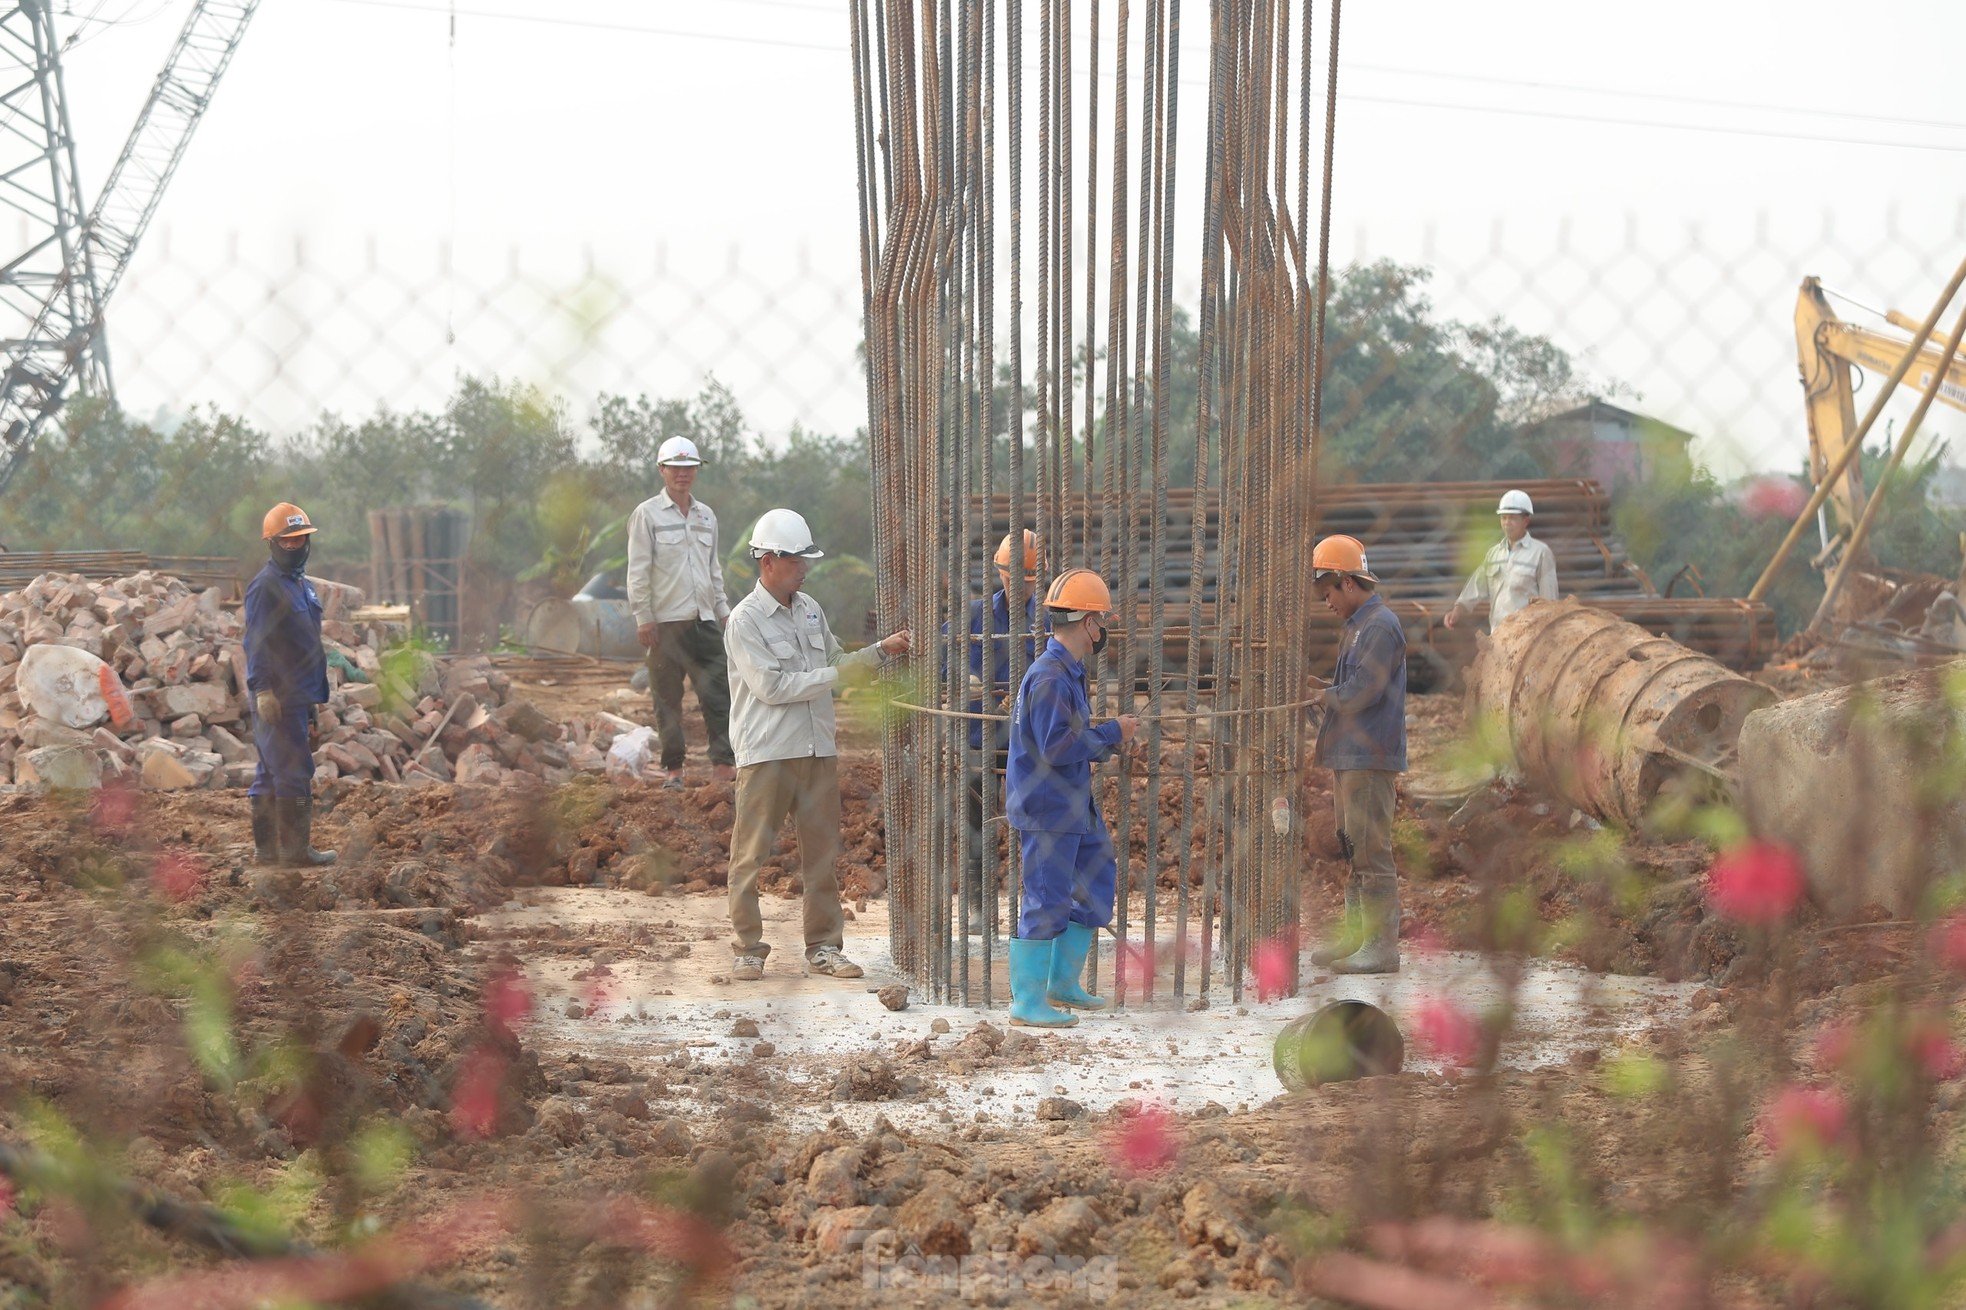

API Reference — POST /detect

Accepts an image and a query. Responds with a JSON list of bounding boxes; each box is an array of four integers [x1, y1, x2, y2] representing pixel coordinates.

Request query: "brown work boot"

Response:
[[731, 953, 766, 982], [806, 946, 864, 979]]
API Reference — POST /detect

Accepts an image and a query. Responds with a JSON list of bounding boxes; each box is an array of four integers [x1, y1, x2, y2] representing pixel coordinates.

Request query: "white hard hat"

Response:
[[657, 435, 704, 467], [1497, 489, 1534, 516], [749, 508, 824, 559]]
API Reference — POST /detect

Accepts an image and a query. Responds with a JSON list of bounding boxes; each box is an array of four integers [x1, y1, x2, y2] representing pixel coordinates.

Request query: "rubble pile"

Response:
[[0, 570, 635, 792]]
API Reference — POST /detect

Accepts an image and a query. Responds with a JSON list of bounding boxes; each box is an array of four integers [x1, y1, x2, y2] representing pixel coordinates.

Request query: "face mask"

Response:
[[273, 539, 310, 572], [1089, 621, 1108, 656]]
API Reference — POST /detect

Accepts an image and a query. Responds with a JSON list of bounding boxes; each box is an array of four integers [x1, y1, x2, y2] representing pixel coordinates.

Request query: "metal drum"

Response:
[[1273, 1000, 1404, 1089]]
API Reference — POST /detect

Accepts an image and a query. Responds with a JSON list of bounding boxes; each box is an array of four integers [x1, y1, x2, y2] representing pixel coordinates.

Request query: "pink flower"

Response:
[[1405, 923, 1448, 960], [1813, 1021, 1859, 1072], [1705, 841, 1805, 925], [1740, 476, 1809, 521], [90, 783, 139, 840], [483, 968, 535, 1039], [150, 850, 208, 903], [581, 976, 617, 1018], [1412, 997, 1481, 1067], [1115, 937, 1157, 1003], [1907, 1018, 1965, 1081], [449, 1046, 507, 1140], [1930, 915, 1966, 974], [1251, 930, 1298, 1002], [1759, 1084, 1848, 1158], [1108, 1102, 1179, 1176]]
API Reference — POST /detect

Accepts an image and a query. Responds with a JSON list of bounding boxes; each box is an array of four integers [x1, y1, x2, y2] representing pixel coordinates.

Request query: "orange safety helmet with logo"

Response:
[[1310, 534, 1376, 583], [993, 528, 1040, 580], [261, 503, 320, 541], [1043, 567, 1115, 620]]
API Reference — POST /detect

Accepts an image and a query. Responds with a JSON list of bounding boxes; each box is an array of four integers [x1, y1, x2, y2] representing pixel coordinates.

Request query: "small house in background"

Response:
[[1519, 399, 1697, 493]]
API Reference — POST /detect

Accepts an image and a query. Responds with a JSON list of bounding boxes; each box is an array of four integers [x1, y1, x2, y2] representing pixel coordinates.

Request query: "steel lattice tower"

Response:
[[0, 0, 258, 495]]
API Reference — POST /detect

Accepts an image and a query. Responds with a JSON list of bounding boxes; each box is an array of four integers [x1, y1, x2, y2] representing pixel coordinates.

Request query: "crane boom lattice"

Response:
[[0, 0, 259, 496]]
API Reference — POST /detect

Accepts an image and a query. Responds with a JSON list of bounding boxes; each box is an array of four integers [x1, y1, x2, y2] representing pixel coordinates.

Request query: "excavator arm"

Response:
[[1796, 276, 1966, 551]]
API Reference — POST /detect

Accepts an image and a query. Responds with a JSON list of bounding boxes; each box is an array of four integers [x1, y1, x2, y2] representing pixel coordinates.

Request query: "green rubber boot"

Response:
[[1047, 922, 1108, 1011], [1330, 883, 1400, 975], [1008, 937, 1078, 1028], [1310, 876, 1363, 967]]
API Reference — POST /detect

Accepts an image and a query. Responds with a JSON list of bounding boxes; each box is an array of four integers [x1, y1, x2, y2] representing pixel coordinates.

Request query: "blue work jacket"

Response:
[[244, 560, 330, 708], [1007, 637, 1124, 834], [961, 589, 1044, 751], [1314, 592, 1408, 772]]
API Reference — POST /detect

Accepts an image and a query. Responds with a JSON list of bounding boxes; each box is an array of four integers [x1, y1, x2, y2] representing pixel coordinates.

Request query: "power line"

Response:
[[326, 0, 844, 53], [321, 0, 1966, 155], [1348, 61, 1966, 136]]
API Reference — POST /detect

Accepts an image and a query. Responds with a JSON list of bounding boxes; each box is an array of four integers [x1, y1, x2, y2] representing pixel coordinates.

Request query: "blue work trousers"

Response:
[[1016, 822, 1117, 941], [248, 704, 316, 799]]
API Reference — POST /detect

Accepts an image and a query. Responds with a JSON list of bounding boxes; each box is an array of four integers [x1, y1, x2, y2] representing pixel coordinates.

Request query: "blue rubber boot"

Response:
[[1047, 922, 1108, 1011], [1008, 937, 1078, 1028]]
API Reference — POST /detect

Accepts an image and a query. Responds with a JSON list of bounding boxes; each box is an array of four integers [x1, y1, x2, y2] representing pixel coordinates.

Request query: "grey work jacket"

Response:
[[723, 582, 883, 768]]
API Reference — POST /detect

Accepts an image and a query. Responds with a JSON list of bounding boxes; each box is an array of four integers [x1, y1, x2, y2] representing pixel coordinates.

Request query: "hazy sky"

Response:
[[43, 0, 1966, 475]]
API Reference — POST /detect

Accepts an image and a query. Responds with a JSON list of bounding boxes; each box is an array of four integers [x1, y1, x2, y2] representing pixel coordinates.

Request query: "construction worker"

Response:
[[1309, 535, 1406, 975], [1444, 488, 1558, 633], [244, 503, 336, 869], [723, 508, 911, 982], [1004, 568, 1139, 1028], [626, 434, 736, 787], [954, 529, 1046, 931]]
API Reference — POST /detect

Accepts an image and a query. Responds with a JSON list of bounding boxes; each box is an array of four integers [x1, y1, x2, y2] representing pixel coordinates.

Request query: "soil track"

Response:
[[0, 693, 1953, 1304]]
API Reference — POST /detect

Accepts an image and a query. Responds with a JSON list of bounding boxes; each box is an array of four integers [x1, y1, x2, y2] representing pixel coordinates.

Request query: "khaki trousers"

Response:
[[1333, 769, 1398, 889], [727, 755, 846, 960]]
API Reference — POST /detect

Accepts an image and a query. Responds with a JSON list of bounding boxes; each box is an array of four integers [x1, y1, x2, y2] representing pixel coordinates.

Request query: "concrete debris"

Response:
[[0, 570, 652, 793]]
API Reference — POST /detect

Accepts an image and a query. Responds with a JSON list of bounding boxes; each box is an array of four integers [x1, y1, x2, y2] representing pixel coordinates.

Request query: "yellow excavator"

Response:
[[1796, 275, 1966, 557]]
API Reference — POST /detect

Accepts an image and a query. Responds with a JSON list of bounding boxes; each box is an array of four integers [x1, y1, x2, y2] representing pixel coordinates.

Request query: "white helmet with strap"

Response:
[[657, 435, 704, 467], [1497, 489, 1535, 516], [749, 508, 825, 559]]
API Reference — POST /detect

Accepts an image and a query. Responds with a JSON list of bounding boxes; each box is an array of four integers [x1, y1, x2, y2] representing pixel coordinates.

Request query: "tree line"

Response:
[[4, 260, 1957, 638]]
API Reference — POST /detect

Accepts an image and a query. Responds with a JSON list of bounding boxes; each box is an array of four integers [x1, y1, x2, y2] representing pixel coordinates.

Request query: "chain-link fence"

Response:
[[4, 203, 1959, 651]]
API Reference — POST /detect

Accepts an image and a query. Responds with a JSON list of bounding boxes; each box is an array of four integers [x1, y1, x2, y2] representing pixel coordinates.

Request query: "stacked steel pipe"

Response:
[[852, 0, 1334, 1004], [966, 480, 1778, 683]]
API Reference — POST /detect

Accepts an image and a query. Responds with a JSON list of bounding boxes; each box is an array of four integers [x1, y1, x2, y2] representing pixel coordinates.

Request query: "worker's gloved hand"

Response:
[[254, 690, 281, 723], [879, 630, 912, 657], [325, 648, 368, 683], [1115, 714, 1140, 744]]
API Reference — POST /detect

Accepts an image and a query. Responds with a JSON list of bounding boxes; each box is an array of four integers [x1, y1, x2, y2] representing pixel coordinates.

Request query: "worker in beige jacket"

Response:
[[625, 435, 734, 784], [722, 508, 911, 982], [1444, 488, 1558, 633]]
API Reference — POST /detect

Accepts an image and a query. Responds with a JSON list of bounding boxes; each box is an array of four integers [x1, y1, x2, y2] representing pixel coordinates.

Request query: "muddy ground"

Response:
[[0, 691, 1955, 1306]]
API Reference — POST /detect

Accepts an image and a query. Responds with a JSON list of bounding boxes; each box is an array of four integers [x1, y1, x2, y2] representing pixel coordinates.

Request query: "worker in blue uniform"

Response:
[[244, 502, 337, 868], [1004, 568, 1138, 1028], [955, 530, 1046, 931]]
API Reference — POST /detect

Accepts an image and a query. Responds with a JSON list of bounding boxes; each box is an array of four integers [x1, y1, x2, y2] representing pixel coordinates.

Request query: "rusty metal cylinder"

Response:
[[1469, 597, 1774, 828]]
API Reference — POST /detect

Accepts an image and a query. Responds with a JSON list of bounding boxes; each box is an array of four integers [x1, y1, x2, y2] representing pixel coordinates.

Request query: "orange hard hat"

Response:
[[994, 529, 1040, 577], [261, 503, 319, 541], [1043, 567, 1115, 619], [1311, 534, 1375, 582]]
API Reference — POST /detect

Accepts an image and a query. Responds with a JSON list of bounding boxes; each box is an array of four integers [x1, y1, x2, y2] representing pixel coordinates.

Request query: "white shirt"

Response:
[[1456, 532, 1558, 630], [625, 489, 730, 626], [723, 582, 884, 768]]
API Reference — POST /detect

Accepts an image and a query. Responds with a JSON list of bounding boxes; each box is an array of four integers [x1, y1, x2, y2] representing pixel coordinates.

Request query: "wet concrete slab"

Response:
[[478, 888, 1700, 1134]]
